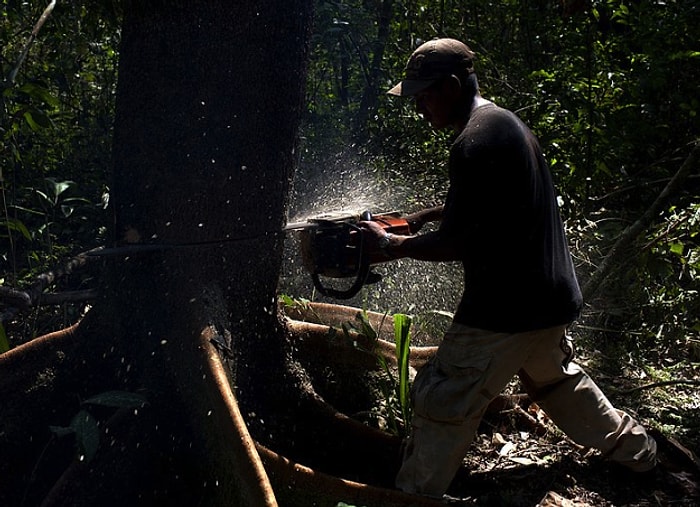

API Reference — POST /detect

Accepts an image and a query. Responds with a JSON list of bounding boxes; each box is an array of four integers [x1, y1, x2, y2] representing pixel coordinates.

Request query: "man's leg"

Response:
[[395, 412, 485, 496], [519, 331, 657, 471], [396, 325, 559, 496]]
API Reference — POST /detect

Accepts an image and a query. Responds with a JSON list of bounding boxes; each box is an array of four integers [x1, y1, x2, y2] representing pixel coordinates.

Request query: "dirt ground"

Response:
[[443, 396, 700, 506]]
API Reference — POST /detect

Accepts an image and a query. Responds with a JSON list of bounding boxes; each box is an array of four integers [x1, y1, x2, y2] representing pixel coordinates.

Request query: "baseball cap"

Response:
[[387, 38, 475, 97]]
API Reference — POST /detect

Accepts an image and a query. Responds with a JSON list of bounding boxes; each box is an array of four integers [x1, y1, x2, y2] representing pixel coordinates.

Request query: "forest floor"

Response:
[[4, 300, 699, 507], [442, 369, 700, 506]]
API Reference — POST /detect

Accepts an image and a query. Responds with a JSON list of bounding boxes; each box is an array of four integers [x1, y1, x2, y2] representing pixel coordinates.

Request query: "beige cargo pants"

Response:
[[395, 323, 657, 497]]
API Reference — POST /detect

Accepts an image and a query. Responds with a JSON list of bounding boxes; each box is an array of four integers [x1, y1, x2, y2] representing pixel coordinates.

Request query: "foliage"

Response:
[[393, 312, 412, 430], [1, 1, 120, 284], [1, 1, 120, 344], [338, 309, 413, 436], [48, 390, 148, 464], [301, 0, 700, 369]]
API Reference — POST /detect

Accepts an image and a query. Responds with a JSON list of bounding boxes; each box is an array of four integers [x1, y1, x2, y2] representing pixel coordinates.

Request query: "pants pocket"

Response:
[[412, 344, 491, 424]]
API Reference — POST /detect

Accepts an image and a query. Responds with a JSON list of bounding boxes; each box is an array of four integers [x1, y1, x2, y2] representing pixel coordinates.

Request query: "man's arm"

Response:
[[388, 229, 460, 261], [404, 205, 444, 234], [360, 218, 460, 262]]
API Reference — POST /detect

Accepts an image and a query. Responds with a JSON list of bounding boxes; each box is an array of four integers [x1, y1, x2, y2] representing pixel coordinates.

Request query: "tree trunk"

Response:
[[353, 0, 394, 142], [1, 1, 313, 505], [105, 0, 315, 504]]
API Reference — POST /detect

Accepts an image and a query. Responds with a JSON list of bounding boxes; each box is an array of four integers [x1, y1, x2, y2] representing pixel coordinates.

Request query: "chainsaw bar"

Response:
[[283, 210, 401, 231]]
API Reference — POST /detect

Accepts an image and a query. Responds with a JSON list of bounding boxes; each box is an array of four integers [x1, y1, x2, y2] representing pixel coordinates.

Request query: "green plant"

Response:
[[0, 321, 9, 353], [49, 390, 149, 463], [338, 310, 413, 437], [393, 313, 412, 431]]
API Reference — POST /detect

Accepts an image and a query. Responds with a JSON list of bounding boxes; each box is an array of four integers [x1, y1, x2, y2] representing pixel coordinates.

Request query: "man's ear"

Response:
[[446, 74, 462, 98]]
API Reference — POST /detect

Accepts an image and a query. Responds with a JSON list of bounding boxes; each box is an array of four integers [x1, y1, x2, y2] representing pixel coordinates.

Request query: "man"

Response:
[[361, 38, 657, 499]]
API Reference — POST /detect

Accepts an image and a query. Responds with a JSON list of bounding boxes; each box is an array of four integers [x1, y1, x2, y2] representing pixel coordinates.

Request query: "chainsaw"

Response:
[[285, 210, 412, 299]]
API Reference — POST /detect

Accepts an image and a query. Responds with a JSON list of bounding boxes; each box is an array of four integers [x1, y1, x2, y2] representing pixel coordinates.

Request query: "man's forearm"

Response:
[[385, 229, 460, 262], [405, 205, 444, 233]]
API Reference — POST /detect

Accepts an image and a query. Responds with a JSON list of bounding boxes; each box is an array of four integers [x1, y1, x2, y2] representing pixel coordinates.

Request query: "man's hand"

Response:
[[359, 206, 454, 261], [405, 205, 444, 234], [358, 220, 392, 251]]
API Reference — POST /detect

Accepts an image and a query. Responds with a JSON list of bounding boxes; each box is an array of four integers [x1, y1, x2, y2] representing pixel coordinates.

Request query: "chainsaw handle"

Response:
[[310, 222, 371, 300], [311, 261, 370, 299]]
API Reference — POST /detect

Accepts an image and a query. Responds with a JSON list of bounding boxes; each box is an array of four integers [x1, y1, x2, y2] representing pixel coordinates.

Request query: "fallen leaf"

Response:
[[536, 491, 591, 507], [510, 456, 537, 466], [492, 432, 507, 445], [499, 441, 516, 456]]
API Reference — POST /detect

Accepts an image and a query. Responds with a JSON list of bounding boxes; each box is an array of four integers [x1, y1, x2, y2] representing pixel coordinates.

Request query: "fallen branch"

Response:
[[618, 379, 700, 395], [583, 141, 700, 300], [5, 0, 57, 85], [0, 248, 101, 317]]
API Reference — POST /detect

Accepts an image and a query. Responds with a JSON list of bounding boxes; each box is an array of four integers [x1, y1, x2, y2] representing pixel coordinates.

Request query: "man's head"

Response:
[[387, 38, 475, 98], [388, 38, 478, 131]]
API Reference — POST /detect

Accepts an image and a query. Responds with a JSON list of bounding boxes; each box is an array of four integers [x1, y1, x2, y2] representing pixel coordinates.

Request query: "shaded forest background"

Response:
[[1, 0, 699, 454]]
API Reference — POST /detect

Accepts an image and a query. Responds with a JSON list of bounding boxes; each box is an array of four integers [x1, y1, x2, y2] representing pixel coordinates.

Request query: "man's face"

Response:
[[413, 77, 459, 131]]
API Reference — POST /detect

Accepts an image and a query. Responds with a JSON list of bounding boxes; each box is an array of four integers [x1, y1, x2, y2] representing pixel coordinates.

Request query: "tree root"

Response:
[[282, 301, 437, 369], [201, 322, 445, 506], [0, 302, 535, 506], [197, 326, 280, 506], [257, 442, 446, 507], [0, 322, 80, 395]]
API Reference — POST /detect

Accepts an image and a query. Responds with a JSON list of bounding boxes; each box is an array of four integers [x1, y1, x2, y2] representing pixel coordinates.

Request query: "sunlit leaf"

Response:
[[670, 242, 684, 256], [394, 313, 412, 428]]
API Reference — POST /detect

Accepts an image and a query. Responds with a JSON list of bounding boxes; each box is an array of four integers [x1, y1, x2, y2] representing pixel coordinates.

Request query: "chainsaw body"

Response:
[[289, 211, 410, 299]]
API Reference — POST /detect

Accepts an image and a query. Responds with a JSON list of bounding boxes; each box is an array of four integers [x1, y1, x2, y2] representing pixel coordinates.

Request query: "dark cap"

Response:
[[387, 38, 475, 97]]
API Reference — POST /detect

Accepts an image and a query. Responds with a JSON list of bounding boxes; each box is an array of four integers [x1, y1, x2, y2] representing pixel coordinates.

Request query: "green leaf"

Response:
[[49, 425, 75, 438], [393, 313, 412, 426], [0, 322, 10, 353], [25, 108, 53, 130], [669, 242, 684, 256], [279, 294, 295, 306], [669, 50, 700, 61], [355, 311, 377, 340], [1, 218, 32, 241], [45, 177, 76, 199], [23, 110, 42, 131], [83, 390, 149, 409], [70, 409, 100, 462], [18, 82, 60, 107]]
